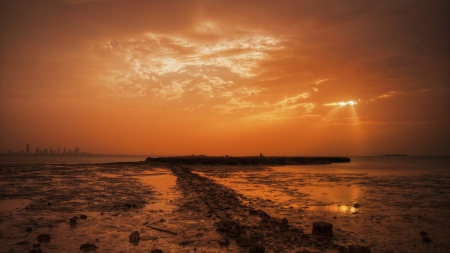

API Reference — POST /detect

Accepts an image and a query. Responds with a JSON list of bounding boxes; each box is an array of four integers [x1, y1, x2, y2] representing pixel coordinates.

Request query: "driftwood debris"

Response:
[[147, 225, 178, 235]]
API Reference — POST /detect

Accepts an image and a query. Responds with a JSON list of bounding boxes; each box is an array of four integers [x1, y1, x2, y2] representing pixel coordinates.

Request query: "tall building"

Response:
[[26, 144, 30, 154]]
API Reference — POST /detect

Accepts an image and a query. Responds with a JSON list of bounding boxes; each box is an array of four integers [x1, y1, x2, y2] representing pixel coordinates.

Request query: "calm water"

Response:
[[276, 156, 450, 176], [0, 154, 151, 164]]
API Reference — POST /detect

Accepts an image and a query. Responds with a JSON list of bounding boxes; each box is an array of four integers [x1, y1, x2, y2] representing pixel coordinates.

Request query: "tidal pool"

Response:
[[137, 168, 181, 212]]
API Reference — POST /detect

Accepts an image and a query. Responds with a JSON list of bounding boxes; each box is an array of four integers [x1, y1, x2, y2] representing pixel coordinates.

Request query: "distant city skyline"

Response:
[[4, 144, 90, 155]]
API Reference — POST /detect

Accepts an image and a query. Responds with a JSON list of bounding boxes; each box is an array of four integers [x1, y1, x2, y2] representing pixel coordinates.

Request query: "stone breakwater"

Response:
[[170, 165, 370, 253], [147, 156, 351, 165]]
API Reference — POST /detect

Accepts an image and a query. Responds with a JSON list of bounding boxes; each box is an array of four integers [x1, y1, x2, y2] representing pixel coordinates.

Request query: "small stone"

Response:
[[249, 243, 265, 253], [37, 234, 50, 243], [150, 249, 163, 253], [422, 236, 431, 243], [129, 231, 140, 245], [312, 221, 333, 237], [281, 218, 288, 226], [80, 214, 87, 220], [348, 245, 371, 253], [159, 219, 166, 223], [353, 203, 360, 208], [80, 243, 98, 251], [70, 218, 77, 226], [420, 230, 427, 236], [26, 227, 32, 233]]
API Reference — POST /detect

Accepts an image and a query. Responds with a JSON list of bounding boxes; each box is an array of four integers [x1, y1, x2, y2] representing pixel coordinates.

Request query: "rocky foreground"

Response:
[[0, 162, 375, 253], [169, 165, 370, 253]]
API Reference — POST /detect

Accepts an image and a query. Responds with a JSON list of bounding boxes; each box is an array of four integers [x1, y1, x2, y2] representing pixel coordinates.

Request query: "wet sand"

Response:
[[1, 163, 449, 252]]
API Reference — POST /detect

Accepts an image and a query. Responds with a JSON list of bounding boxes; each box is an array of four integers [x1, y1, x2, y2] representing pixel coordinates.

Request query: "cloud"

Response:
[[212, 93, 314, 116], [153, 79, 192, 100], [98, 32, 282, 98]]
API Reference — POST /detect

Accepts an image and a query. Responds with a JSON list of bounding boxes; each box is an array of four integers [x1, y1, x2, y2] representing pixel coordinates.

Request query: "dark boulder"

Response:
[[70, 218, 77, 226], [37, 234, 50, 243], [80, 243, 98, 251], [151, 249, 163, 253], [129, 231, 140, 245], [312, 221, 333, 237], [422, 236, 431, 243], [249, 242, 265, 253]]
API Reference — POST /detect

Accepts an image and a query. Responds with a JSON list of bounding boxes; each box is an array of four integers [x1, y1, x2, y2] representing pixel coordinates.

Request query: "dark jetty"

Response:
[[146, 155, 350, 165]]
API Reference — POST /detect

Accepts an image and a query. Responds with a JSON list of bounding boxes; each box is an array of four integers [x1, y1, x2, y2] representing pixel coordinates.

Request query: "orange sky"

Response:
[[1, 0, 449, 156]]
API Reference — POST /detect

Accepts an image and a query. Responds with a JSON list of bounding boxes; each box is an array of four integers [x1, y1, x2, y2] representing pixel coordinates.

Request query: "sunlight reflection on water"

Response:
[[137, 169, 180, 212]]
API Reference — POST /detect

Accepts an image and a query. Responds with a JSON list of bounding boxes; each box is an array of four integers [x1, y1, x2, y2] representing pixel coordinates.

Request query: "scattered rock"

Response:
[[312, 222, 333, 237], [150, 249, 163, 253], [422, 236, 431, 243], [159, 218, 166, 223], [179, 240, 194, 246], [80, 243, 98, 251], [249, 243, 265, 253], [129, 231, 140, 245], [353, 203, 360, 208], [348, 245, 371, 253], [80, 214, 87, 220], [37, 234, 50, 243], [26, 227, 32, 233], [420, 230, 427, 236], [70, 218, 77, 226], [28, 248, 42, 253]]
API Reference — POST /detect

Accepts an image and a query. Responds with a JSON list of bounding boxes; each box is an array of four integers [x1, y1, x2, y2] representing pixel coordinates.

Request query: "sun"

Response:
[[324, 100, 358, 107]]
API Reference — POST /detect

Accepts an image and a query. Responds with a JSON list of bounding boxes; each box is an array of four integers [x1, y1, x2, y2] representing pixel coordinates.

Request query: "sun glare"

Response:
[[324, 100, 358, 107]]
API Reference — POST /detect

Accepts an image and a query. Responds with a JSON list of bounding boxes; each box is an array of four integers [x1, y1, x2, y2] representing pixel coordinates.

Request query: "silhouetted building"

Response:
[[26, 144, 30, 154], [74, 148, 79, 154]]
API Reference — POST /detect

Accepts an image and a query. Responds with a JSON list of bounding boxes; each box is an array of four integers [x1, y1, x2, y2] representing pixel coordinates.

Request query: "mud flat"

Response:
[[1, 162, 364, 253], [3, 160, 447, 252]]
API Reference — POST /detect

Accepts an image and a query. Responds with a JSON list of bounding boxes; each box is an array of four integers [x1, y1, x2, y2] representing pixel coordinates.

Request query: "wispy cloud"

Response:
[[98, 33, 282, 98], [212, 93, 314, 116]]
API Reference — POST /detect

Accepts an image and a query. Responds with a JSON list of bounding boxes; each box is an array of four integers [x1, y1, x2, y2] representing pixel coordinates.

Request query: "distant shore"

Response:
[[145, 155, 351, 165]]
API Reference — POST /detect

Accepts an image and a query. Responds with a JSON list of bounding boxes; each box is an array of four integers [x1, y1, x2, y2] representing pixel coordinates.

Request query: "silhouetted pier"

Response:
[[145, 156, 350, 165]]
